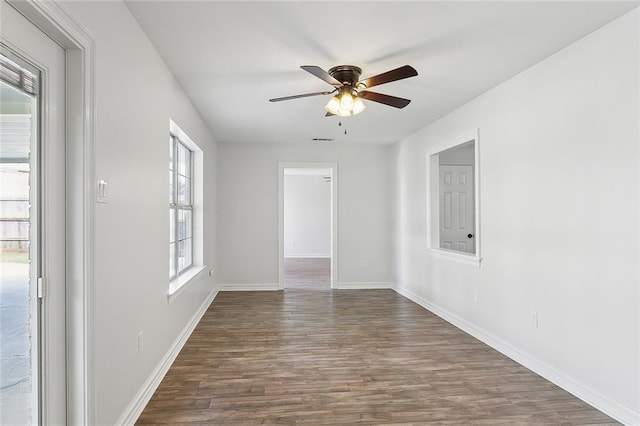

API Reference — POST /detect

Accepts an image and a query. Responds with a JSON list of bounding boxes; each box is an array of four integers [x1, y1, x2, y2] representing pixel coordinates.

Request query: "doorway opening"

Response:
[[426, 129, 481, 265], [279, 163, 337, 290], [438, 141, 476, 254]]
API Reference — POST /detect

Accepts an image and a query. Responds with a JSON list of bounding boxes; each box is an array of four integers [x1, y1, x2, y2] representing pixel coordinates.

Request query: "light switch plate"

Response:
[[97, 179, 108, 203]]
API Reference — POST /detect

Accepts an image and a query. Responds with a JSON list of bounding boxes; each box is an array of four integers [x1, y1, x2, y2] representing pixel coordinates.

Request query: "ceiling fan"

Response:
[[269, 64, 418, 117]]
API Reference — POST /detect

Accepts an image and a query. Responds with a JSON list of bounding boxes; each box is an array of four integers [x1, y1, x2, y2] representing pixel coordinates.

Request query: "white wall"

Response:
[[392, 9, 639, 424], [284, 174, 331, 258], [60, 2, 218, 424], [218, 142, 392, 287]]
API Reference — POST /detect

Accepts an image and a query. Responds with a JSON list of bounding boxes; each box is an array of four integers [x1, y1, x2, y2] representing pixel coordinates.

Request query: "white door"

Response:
[[439, 165, 475, 254], [1, 2, 66, 424]]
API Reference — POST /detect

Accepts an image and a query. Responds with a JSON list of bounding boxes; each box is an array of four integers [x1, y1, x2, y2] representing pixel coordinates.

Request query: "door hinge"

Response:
[[37, 277, 45, 299]]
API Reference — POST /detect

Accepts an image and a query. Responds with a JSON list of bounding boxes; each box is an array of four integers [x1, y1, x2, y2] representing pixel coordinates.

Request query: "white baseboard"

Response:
[[218, 282, 392, 291], [284, 254, 331, 259], [218, 282, 280, 291], [336, 281, 393, 290], [116, 286, 219, 426], [392, 285, 640, 426]]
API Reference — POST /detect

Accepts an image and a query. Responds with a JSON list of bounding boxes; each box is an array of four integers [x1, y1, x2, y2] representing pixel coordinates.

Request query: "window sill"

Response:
[[168, 265, 206, 304], [428, 248, 482, 267]]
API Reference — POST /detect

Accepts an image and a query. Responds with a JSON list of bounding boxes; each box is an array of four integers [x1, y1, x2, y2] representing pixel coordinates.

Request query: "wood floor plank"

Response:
[[137, 260, 617, 425]]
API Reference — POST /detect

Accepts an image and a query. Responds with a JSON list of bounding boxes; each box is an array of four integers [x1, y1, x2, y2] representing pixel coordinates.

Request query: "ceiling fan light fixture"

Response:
[[340, 91, 354, 110], [333, 108, 352, 117], [324, 95, 341, 115], [325, 94, 366, 117], [352, 97, 366, 115]]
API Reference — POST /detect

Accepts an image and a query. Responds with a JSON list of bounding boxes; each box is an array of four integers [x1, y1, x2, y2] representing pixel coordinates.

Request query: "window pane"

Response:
[[169, 208, 175, 243], [169, 170, 174, 204], [177, 143, 187, 176], [184, 148, 191, 177], [184, 177, 191, 205], [184, 209, 192, 239], [177, 175, 187, 205], [169, 136, 174, 171], [177, 209, 186, 241], [169, 242, 175, 277], [177, 240, 186, 272], [184, 237, 192, 268], [0, 79, 35, 425]]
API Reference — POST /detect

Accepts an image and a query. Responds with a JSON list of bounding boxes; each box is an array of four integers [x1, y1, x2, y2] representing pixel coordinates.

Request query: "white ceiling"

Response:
[[125, 1, 637, 145]]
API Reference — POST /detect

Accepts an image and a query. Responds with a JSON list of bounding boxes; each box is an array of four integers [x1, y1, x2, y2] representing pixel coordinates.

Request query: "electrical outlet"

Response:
[[137, 331, 144, 353], [530, 311, 539, 328], [363, 260, 369, 270]]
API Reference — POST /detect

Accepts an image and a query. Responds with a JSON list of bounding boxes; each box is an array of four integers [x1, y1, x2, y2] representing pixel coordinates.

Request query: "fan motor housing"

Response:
[[328, 65, 362, 87]]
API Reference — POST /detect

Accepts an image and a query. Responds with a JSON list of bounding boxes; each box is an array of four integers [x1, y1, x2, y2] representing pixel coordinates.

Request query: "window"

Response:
[[427, 129, 481, 266], [168, 120, 204, 297], [169, 134, 193, 279]]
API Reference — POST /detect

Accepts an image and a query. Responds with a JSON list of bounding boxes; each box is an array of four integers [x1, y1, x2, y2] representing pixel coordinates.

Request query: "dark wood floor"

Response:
[[137, 263, 616, 425]]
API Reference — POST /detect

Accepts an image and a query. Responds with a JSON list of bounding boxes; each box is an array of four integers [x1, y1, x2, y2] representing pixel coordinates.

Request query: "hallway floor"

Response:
[[136, 285, 616, 425], [284, 257, 330, 290]]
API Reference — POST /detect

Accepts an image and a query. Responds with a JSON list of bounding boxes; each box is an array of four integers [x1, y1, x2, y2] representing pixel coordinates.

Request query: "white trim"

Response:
[[116, 288, 218, 426], [335, 282, 393, 290], [278, 162, 338, 290], [284, 254, 331, 259], [392, 285, 640, 426], [169, 119, 198, 151], [218, 283, 280, 291], [428, 248, 482, 267], [426, 129, 481, 266], [439, 158, 474, 166], [7, 1, 97, 423], [425, 129, 478, 158], [167, 265, 206, 303]]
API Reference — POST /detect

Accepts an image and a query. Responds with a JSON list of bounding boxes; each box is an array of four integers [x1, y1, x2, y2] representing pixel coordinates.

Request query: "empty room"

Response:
[[0, 1, 638, 425]]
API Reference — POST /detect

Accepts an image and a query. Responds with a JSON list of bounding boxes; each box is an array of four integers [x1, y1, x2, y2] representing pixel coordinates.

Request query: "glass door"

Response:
[[0, 52, 40, 425]]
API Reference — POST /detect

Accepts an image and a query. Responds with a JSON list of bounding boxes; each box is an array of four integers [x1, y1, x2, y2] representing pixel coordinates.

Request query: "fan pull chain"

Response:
[[338, 120, 347, 135]]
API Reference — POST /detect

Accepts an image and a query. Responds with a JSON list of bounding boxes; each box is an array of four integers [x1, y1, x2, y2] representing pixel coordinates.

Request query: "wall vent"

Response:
[[311, 138, 334, 142]]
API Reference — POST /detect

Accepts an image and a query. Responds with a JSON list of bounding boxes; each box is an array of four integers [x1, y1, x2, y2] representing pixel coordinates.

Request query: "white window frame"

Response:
[[168, 120, 205, 298], [169, 135, 193, 278], [426, 129, 482, 267]]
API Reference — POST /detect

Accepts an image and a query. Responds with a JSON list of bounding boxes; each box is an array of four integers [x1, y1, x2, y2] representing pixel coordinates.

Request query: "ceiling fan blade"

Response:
[[358, 65, 418, 89], [301, 65, 342, 87], [325, 111, 335, 117], [269, 90, 335, 102], [359, 91, 411, 108]]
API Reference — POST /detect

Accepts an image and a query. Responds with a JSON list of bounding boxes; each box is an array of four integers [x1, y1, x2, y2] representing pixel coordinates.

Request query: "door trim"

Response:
[[278, 162, 338, 289], [8, 1, 97, 423]]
